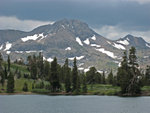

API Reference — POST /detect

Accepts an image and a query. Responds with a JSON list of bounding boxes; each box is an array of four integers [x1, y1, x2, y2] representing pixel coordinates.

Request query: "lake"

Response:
[[0, 95, 150, 113]]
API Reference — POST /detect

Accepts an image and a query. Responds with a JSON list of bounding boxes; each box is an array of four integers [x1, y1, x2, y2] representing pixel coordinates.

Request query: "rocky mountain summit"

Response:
[[0, 19, 150, 72]]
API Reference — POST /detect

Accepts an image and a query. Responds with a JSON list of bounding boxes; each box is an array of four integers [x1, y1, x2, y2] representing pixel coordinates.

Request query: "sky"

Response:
[[0, 0, 150, 42]]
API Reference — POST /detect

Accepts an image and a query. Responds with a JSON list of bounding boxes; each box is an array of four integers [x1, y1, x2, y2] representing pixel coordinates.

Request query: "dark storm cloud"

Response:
[[0, 0, 150, 41], [0, 0, 150, 31]]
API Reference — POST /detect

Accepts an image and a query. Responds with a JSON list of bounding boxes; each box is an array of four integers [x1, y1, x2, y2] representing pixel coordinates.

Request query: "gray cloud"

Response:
[[0, 16, 54, 31], [94, 25, 150, 42]]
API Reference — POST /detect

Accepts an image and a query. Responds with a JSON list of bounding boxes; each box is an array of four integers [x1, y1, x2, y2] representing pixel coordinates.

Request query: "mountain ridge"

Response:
[[0, 19, 150, 72]]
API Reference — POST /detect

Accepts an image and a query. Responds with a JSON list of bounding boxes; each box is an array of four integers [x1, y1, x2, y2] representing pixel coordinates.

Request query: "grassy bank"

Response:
[[1, 81, 150, 96]]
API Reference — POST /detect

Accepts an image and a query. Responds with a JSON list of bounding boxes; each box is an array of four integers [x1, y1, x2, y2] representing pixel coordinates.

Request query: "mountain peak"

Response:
[[118, 34, 149, 49], [124, 34, 145, 42]]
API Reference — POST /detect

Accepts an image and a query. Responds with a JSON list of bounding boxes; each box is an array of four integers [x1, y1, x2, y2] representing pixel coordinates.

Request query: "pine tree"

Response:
[[117, 51, 130, 94], [72, 57, 78, 92], [7, 72, 14, 93], [7, 55, 10, 72], [30, 56, 37, 79], [76, 73, 81, 93], [127, 47, 141, 95], [64, 58, 71, 93], [86, 67, 96, 84], [0, 53, 5, 87], [43, 61, 50, 80], [102, 71, 106, 84], [145, 65, 150, 85], [50, 57, 60, 92], [4, 65, 7, 79], [0, 69, 5, 88], [22, 82, 28, 92], [117, 47, 142, 95], [0, 53, 3, 62], [107, 69, 113, 84], [37, 52, 44, 78], [82, 73, 87, 93], [95, 72, 101, 84]]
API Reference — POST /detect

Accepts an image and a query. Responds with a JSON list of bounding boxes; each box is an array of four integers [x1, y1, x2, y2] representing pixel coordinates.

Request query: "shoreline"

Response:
[[1, 91, 150, 96]]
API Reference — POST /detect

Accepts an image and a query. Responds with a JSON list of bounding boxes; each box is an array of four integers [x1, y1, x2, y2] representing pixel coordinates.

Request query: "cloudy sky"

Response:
[[0, 0, 150, 42]]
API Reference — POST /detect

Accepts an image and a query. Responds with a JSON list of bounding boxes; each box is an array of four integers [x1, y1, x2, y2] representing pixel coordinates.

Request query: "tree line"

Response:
[[0, 47, 150, 95]]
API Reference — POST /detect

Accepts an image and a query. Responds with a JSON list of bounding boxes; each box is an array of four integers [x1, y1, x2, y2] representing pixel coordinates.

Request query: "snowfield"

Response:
[[107, 41, 111, 45], [21, 33, 45, 42], [61, 25, 65, 29], [112, 43, 126, 50], [78, 67, 84, 70], [97, 70, 103, 74], [91, 35, 96, 40], [84, 68, 90, 73], [0, 45, 3, 50], [4, 42, 12, 51], [144, 56, 149, 58], [76, 37, 83, 46], [78, 63, 84, 67], [95, 48, 117, 59], [146, 43, 150, 48], [15, 51, 24, 53], [90, 44, 101, 48], [6, 51, 11, 54], [118, 62, 121, 67], [68, 56, 85, 60], [25, 51, 37, 53], [117, 40, 129, 45], [65, 47, 71, 51], [47, 57, 53, 62], [83, 38, 90, 45]]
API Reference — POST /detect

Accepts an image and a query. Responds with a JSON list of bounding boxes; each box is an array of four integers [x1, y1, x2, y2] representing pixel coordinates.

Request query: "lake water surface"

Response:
[[0, 95, 150, 113]]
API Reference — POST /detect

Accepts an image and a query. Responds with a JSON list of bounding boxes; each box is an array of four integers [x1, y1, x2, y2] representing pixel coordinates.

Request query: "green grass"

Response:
[[32, 89, 50, 94], [141, 86, 150, 91], [15, 78, 33, 92], [2, 62, 29, 74], [87, 84, 121, 95]]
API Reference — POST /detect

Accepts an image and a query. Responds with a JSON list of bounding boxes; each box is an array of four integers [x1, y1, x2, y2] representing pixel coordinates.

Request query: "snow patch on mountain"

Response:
[[65, 47, 71, 51], [43, 57, 46, 61], [84, 68, 90, 73], [78, 67, 84, 70], [97, 70, 103, 74], [78, 63, 84, 67], [126, 38, 130, 41], [47, 57, 53, 62], [21, 33, 45, 42], [117, 40, 129, 45], [25, 51, 37, 53], [83, 38, 90, 45], [113, 61, 120, 64], [146, 43, 150, 48], [4, 42, 12, 51], [143, 56, 149, 58], [68, 56, 85, 60], [6, 51, 11, 54], [62, 25, 65, 29], [112, 43, 126, 50], [107, 41, 111, 44], [15, 51, 24, 53], [76, 37, 83, 46], [91, 35, 96, 40], [118, 62, 121, 67], [90, 44, 101, 48], [77, 56, 85, 60], [95, 48, 117, 59], [0, 45, 3, 50]]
